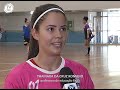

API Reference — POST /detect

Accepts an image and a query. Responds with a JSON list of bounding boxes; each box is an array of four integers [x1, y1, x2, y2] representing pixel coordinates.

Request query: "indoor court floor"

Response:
[[0, 42, 120, 89]]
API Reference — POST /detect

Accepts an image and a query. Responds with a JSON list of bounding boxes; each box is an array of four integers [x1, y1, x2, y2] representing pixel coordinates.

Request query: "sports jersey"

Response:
[[4, 57, 94, 89], [23, 25, 30, 39], [84, 23, 91, 39]]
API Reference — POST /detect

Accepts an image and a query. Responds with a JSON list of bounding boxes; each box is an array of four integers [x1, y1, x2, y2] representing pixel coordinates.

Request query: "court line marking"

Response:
[[0, 69, 12, 73], [0, 57, 103, 72], [0, 63, 19, 64], [73, 56, 104, 61]]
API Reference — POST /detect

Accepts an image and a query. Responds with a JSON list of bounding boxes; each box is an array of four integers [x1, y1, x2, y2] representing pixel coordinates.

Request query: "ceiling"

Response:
[[1, 1, 120, 13]]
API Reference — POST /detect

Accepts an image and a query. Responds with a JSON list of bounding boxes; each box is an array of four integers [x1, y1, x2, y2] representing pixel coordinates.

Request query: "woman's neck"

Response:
[[34, 53, 62, 71]]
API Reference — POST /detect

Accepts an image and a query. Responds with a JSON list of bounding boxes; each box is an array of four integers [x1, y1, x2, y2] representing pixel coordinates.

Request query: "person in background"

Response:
[[23, 18, 31, 46], [83, 16, 94, 56], [23, 18, 31, 54], [0, 25, 5, 40]]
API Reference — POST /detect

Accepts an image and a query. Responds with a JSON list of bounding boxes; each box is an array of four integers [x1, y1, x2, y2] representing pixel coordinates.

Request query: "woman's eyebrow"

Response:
[[47, 25, 67, 27]]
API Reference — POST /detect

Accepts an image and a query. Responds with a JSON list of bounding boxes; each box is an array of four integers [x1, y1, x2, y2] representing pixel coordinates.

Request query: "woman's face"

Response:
[[83, 19, 86, 24], [35, 12, 67, 55], [26, 21, 29, 26]]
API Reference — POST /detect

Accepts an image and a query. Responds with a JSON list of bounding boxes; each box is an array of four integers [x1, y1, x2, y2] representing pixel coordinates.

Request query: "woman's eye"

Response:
[[47, 28, 54, 32], [60, 28, 66, 31]]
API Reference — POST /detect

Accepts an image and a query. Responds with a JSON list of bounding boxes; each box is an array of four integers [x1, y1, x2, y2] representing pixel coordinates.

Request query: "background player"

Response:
[[23, 18, 30, 46], [83, 16, 94, 56]]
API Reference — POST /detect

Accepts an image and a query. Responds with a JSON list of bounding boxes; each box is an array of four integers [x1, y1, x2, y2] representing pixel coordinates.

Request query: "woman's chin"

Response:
[[51, 50, 61, 56]]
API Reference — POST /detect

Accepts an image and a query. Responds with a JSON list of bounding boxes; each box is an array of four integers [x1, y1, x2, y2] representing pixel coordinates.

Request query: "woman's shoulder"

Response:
[[4, 61, 31, 88], [64, 58, 88, 72], [7, 61, 29, 76]]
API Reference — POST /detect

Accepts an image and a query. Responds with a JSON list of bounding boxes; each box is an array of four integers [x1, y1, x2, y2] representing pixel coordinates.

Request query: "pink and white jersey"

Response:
[[4, 57, 94, 89]]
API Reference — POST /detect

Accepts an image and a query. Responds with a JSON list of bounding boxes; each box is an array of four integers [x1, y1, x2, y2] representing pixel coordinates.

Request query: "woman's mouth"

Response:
[[52, 42, 62, 47]]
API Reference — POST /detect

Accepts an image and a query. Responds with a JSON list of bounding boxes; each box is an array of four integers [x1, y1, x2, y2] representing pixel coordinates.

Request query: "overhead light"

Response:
[[106, 8, 120, 12], [30, 11, 34, 15], [4, 3, 14, 13], [107, 8, 120, 10]]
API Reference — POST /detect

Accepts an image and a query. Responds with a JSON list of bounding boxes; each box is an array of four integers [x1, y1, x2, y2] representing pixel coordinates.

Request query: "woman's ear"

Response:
[[31, 29, 39, 40]]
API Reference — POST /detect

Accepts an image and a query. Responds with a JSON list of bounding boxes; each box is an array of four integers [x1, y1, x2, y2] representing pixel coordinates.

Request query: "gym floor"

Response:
[[0, 42, 120, 89]]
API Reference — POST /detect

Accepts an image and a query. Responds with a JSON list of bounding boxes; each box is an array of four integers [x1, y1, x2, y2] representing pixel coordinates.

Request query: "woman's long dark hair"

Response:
[[28, 4, 66, 60]]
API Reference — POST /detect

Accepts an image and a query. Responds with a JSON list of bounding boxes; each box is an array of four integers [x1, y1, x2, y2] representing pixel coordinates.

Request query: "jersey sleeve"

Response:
[[4, 71, 26, 89], [3, 65, 27, 89], [86, 24, 92, 38], [23, 26, 25, 32], [4, 75, 19, 89], [82, 69, 94, 89]]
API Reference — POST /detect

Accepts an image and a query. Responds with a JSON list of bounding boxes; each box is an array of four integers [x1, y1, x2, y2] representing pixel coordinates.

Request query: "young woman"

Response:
[[83, 16, 94, 56], [23, 18, 30, 46], [0, 25, 5, 40], [4, 4, 94, 89]]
